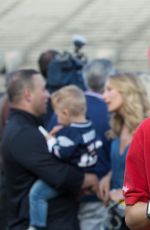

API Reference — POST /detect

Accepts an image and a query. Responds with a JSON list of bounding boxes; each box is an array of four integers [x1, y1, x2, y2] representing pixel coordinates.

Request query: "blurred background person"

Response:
[[38, 49, 59, 81], [0, 74, 12, 230], [38, 49, 60, 126], [136, 72, 150, 103], [83, 58, 116, 94], [0, 93, 9, 230], [75, 58, 115, 230]]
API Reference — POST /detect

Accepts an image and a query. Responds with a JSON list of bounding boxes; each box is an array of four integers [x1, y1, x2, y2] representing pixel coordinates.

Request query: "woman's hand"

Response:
[[109, 188, 124, 202]]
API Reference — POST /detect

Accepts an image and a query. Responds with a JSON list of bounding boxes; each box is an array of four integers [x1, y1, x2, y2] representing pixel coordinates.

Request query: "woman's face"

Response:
[[103, 80, 123, 113]]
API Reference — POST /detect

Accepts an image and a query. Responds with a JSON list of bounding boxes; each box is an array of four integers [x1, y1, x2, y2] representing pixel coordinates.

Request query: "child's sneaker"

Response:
[[27, 226, 37, 230]]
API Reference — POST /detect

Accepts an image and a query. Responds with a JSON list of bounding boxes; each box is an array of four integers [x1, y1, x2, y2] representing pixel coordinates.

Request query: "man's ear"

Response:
[[24, 87, 32, 102]]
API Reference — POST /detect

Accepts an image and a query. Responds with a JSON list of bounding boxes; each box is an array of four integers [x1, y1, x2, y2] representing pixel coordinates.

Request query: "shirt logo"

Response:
[[122, 185, 129, 193]]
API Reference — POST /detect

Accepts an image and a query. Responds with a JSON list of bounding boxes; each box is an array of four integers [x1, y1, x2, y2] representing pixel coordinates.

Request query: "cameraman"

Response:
[[38, 49, 59, 126]]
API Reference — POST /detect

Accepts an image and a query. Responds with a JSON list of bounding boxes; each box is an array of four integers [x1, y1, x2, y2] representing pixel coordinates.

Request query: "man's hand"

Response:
[[81, 173, 100, 199], [99, 171, 112, 204]]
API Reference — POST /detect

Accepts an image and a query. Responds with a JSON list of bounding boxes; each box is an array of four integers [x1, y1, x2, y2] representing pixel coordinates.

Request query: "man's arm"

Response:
[[12, 127, 99, 195], [99, 171, 112, 203], [125, 203, 150, 230], [81, 173, 100, 198]]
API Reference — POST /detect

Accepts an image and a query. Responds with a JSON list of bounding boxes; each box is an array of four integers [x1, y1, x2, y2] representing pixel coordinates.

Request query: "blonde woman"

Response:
[[99, 73, 150, 229]]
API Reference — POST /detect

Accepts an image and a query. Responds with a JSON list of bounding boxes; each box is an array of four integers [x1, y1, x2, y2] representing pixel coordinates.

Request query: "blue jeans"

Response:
[[29, 179, 58, 227]]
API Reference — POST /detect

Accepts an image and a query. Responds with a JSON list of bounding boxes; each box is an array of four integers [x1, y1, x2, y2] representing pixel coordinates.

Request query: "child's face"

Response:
[[55, 107, 71, 126]]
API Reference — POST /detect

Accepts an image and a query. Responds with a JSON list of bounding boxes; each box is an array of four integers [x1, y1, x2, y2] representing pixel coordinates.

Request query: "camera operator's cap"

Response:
[[72, 35, 87, 46]]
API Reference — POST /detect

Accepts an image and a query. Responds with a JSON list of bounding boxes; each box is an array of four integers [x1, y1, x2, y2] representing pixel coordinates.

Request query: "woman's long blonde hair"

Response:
[[107, 72, 150, 138]]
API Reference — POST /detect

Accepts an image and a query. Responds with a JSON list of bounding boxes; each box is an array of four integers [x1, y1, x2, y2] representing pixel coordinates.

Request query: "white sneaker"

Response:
[[27, 226, 37, 230]]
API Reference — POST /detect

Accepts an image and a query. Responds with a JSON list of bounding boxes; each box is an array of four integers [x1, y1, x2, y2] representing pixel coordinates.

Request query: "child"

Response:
[[28, 85, 103, 230]]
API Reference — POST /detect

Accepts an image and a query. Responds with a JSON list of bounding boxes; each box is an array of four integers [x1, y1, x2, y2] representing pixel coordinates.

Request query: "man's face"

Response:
[[30, 74, 50, 116]]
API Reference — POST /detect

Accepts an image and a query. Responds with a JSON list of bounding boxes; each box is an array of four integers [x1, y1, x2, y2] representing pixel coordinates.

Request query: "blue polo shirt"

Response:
[[111, 138, 129, 189]]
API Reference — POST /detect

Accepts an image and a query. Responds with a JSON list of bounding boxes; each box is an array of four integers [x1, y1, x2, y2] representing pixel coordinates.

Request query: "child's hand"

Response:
[[48, 125, 63, 137]]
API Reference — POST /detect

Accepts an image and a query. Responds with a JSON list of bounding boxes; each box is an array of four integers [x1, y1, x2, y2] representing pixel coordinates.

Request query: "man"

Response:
[[1, 69, 99, 230], [38, 50, 59, 125], [123, 119, 150, 230]]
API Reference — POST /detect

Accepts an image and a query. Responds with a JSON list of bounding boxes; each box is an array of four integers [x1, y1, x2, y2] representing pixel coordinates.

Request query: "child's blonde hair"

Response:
[[51, 85, 87, 117]]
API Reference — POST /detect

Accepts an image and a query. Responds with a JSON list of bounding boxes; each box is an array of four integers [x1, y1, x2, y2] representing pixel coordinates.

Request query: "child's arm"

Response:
[[38, 126, 49, 138], [48, 125, 63, 137], [38, 126, 76, 160], [38, 126, 62, 152], [38, 125, 62, 139]]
